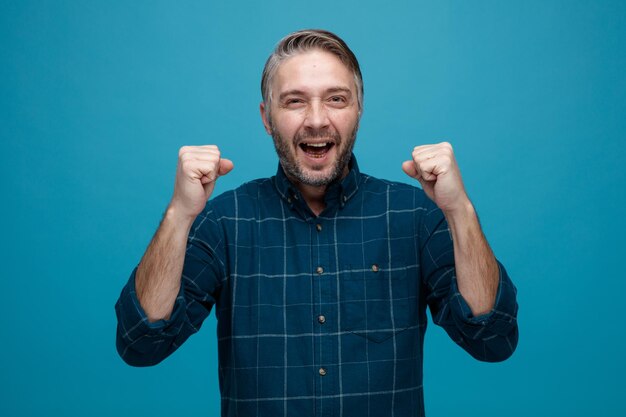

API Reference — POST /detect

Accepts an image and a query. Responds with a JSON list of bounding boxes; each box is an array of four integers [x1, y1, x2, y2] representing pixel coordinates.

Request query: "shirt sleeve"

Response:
[[419, 199, 519, 362], [114, 205, 226, 366]]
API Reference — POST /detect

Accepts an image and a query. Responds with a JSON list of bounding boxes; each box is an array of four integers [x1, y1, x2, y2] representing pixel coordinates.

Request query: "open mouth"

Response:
[[299, 142, 335, 159]]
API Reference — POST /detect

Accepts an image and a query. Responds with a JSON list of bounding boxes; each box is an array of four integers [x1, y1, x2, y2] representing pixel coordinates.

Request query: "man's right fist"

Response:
[[168, 145, 234, 220]]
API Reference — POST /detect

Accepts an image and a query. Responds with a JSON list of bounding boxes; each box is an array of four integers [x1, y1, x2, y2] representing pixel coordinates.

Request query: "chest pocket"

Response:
[[339, 263, 413, 343]]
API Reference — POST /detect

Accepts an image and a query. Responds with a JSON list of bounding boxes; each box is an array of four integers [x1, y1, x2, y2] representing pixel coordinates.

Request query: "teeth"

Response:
[[305, 142, 329, 147]]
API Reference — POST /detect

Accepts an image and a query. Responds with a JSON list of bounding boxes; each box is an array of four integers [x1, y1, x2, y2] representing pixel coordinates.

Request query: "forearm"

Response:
[[444, 200, 499, 316], [135, 206, 195, 322]]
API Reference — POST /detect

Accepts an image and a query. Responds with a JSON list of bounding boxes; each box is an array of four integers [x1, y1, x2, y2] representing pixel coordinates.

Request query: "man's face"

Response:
[[261, 49, 361, 187]]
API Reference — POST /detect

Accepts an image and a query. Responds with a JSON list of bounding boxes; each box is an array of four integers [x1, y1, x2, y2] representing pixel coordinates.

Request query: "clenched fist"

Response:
[[169, 145, 234, 220], [401, 142, 470, 214]]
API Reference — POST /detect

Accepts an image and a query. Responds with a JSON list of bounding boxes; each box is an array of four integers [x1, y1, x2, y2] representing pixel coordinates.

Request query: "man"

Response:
[[115, 29, 518, 416]]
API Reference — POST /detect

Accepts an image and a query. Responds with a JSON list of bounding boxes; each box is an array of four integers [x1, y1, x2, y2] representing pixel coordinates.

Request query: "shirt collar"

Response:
[[273, 154, 361, 210]]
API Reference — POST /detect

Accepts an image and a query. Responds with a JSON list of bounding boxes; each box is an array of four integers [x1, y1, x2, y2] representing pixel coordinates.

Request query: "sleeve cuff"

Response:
[[449, 260, 518, 338], [115, 267, 186, 342]]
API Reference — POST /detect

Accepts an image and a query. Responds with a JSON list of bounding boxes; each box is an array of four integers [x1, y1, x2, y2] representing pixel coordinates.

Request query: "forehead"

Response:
[[272, 49, 354, 95]]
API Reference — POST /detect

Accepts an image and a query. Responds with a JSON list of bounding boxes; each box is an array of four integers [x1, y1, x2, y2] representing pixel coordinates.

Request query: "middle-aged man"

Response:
[[116, 29, 518, 417]]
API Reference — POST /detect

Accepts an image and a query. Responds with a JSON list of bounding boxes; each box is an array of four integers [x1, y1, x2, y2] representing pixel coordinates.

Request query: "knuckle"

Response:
[[180, 159, 193, 170], [206, 161, 219, 174]]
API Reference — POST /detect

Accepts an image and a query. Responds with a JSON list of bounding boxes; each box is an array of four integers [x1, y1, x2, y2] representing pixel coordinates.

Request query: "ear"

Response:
[[260, 102, 272, 135]]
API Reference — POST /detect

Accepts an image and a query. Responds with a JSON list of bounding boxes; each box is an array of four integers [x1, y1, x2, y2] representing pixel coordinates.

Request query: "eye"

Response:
[[327, 96, 348, 107], [284, 98, 305, 108]]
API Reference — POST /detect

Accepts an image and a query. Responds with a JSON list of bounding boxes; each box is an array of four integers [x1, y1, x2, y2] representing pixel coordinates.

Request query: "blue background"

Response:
[[2, 0, 625, 415]]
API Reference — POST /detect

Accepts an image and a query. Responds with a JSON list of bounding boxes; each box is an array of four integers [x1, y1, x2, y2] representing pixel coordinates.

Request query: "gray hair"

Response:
[[261, 29, 364, 115]]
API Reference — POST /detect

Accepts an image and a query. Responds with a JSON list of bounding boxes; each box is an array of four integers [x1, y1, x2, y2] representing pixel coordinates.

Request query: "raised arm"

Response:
[[403, 142, 518, 361], [115, 145, 233, 366]]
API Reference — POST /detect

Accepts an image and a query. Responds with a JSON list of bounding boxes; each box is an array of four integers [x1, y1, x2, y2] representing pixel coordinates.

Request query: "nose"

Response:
[[304, 100, 330, 130]]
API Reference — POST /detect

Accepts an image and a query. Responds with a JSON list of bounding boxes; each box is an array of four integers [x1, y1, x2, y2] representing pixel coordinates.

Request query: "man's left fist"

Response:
[[401, 142, 471, 214]]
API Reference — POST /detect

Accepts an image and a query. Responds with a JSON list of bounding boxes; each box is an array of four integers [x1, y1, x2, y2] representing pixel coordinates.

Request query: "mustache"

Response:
[[295, 128, 341, 144]]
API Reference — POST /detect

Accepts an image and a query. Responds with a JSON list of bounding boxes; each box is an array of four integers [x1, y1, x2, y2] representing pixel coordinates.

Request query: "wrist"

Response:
[[442, 197, 475, 222], [164, 204, 197, 232]]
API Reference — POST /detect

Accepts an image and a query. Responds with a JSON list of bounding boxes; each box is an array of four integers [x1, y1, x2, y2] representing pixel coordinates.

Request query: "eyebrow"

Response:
[[326, 87, 352, 96], [278, 87, 353, 101]]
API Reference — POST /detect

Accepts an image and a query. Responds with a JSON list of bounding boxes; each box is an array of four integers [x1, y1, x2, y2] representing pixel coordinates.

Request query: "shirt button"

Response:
[[316, 223, 322, 232], [319, 367, 327, 376], [342, 195, 348, 203], [318, 315, 326, 324], [316, 266, 324, 275], [287, 197, 292, 204], [371, 264, 379, 272]]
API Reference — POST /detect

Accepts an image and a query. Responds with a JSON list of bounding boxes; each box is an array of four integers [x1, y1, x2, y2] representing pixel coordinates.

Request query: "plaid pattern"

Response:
[[115, 156, 518, 417]]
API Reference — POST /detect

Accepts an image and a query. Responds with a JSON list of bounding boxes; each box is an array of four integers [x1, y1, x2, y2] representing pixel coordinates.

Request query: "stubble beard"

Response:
[[270, 121, 358, 187]]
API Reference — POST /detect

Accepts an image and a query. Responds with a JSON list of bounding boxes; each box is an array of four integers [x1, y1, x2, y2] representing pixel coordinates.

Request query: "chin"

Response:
[[300, 167, 341, 186]]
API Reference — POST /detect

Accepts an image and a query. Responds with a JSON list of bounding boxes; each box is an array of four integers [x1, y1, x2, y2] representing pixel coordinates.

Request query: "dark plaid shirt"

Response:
[[115, 156, 518, 417]]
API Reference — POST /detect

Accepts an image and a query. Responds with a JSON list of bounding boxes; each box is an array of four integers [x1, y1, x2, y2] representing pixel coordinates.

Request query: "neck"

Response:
[[297, 183, 327, 216]]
